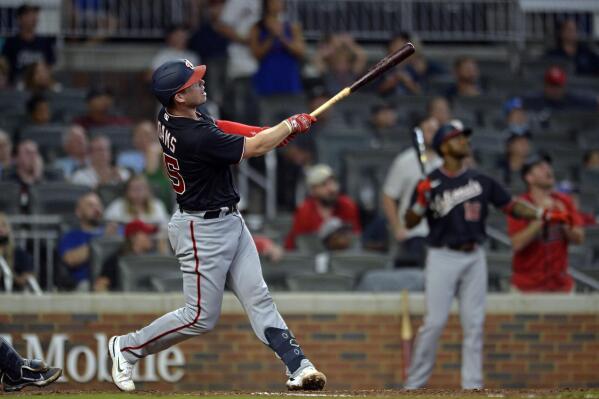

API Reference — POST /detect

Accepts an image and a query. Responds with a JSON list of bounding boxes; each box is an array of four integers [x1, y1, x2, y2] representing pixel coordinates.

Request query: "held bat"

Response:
[[412, 126, 428, 175], [310, 43, 416, 118]]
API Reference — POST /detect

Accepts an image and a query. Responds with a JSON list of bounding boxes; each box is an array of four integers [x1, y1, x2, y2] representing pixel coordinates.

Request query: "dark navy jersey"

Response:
[[157, 108, 245, 211], [411, 168, 512, 247]]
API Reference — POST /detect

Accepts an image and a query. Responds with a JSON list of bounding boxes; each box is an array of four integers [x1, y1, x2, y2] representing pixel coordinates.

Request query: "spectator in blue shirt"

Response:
[[58, 192, 118, 291]]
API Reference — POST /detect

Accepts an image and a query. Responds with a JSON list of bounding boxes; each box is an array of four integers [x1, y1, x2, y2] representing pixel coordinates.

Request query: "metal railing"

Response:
[[287, 0, 526, 43], [0, 0, 594, 43], [7, 215, 62, 293]]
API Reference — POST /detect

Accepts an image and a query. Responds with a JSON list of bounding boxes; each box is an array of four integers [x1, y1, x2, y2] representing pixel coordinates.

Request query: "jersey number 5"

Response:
[[163, 153, 186, 194]]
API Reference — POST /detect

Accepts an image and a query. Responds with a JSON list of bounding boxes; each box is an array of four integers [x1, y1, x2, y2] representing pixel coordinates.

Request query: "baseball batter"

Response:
[[108, 59, 326, 392], [403, 120, 571, 389]]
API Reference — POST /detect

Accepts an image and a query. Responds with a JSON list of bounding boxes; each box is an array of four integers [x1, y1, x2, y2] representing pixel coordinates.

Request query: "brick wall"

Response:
[[1, 308, 598, 391]]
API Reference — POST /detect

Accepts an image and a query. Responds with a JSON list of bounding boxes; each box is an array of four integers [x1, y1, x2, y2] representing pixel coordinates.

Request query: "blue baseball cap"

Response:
[[503, 97, 524, 116], [432, 120, 472, 155], [151, 59, 206, 107]]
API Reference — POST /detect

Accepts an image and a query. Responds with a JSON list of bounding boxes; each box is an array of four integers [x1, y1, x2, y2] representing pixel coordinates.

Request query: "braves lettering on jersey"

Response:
[[412, 168, 511, 247], [157, 108, 244, 211]]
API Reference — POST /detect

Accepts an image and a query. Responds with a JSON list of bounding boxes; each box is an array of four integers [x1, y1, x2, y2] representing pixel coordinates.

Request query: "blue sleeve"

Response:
[[196, 123, 245, 165], [487, 176, 512, 208], [58, 231, 87, 257]]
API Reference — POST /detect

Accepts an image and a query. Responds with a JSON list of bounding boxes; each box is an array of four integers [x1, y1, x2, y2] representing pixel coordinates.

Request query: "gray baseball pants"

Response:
[[405, 246, 487, 390], [118, 210, 287, 363]]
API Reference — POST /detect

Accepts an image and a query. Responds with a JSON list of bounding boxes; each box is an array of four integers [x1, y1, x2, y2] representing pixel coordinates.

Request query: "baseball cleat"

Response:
[[22, 359, 49, 373], [286, 366, 327, 391], [108, 335, 135, 392], [1, 365, 62, 392]]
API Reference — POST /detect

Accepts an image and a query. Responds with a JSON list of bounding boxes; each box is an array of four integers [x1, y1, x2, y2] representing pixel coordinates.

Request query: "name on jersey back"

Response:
[[158, 121, 177, 153]]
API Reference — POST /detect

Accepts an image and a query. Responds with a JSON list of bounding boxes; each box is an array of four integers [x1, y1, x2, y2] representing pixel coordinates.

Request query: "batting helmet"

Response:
[[432, 119, 472, 155], [151, 59, 206, 107]]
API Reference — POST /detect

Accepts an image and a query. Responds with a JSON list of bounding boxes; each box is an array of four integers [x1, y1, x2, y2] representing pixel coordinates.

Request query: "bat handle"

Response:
[[310, 87, 351, 118]]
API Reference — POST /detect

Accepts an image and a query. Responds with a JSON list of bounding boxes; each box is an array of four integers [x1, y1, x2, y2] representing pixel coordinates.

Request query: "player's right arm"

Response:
[[243, 114, 315, 159]]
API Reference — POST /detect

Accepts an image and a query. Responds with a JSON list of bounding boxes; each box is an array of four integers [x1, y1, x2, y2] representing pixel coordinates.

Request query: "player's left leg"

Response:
[[0, 337, 62, 392], [226, 214, 326, 391], [457, 246, 488, 390]]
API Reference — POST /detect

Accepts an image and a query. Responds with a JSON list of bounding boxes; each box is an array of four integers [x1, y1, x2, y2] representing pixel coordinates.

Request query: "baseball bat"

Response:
[[412, 126, 427, 175], [401, 289, 413, 382], [310, 42, 416, 118]]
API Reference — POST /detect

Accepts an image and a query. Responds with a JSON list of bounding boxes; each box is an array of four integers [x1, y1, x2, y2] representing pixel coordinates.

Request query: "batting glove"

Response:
[[540, 209, 572, 225], [416, 178, 432, 207], [283, 114, 316, 134]]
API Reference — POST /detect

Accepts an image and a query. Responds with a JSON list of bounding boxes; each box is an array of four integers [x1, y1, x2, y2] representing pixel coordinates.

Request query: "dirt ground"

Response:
[[4, 388, 599, 398]]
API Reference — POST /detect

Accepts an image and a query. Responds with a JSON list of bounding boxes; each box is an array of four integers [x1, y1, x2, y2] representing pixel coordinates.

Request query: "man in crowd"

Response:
[[285, 164, 361, 249], [1, 4, 55, 83], [58, 192, 118, 291], [508, 153, 585, 292]]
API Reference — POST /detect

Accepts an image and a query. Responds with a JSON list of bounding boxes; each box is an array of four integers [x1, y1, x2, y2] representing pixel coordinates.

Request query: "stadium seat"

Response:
[[295, 234, 326, 254], [30, 182, 92, 217], [356, 268, 424, 292], [90, 235, 125, 283], [89, 126, 134, 151], [47, 89, 87, 122], [258, 94, 307, 126], [329, 251, 392, 278], [19, 124, 68, 160], [150, 274, 183, 292], [0, 90, 28, 114], [0, 182, 21, 214], [118, 255, 180, 292], [260, 253, 315, 291], [486, 250, 513, 292], [286, 272, 355, 292], [97, 183, 125, 207]]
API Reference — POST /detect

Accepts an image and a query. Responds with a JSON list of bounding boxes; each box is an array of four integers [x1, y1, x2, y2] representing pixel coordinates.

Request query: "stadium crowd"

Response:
[[0, 1, 598, 294]]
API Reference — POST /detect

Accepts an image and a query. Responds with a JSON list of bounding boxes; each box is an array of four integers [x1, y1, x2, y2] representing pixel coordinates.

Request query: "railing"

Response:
[[287, 0, 526, 43], [0, 0, 595, 43], [7, 215, 62, 293]]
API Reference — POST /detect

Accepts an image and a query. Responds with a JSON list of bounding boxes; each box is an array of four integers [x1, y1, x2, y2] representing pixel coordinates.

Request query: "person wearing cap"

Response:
[[318, 217, 354, 251], [94, 219, 161, 292], [72, 87, 132, 130], [1, 4, 56, 84], [403, 120, 571, 390], [284, 164, 361, 250], [523, 66, 599, 112], [382, 117, 441, 267], [108, 58, 325, 392], [507, 153, 584, 293]]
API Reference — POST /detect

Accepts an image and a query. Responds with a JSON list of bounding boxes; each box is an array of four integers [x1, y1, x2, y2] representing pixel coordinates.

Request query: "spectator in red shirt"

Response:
[[508, 153, 585, 292], [285, 164, 361, 250]]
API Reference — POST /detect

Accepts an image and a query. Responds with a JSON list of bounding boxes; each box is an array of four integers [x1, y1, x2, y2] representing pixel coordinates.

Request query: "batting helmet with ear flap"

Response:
[[151, 59, 206, 107]]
